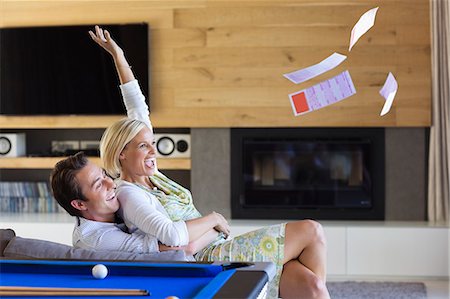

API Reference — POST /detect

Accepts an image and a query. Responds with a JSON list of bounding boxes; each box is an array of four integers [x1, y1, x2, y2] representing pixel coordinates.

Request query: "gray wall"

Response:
[[191, 128, 428, 221], [385, 128, 427, 220], [191, 129, 231, 218]]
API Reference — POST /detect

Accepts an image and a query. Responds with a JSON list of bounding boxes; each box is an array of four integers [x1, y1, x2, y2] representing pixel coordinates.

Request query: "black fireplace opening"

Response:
[[231, 128, 385, 220]]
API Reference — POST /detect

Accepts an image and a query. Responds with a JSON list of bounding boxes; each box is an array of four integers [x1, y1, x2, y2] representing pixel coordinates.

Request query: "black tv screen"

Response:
[[0, 23, 149, 115]]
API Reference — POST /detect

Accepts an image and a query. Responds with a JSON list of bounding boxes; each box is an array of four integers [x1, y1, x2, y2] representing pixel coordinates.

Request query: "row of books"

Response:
[[0, 196, 64, 213], [0, 182, 64, 213], [0, 182, 53, 198]]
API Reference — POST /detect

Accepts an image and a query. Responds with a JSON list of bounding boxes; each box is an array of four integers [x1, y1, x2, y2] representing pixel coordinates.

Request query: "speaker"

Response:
[[154, 134, 190, 158], [0, 133, 26, 157]]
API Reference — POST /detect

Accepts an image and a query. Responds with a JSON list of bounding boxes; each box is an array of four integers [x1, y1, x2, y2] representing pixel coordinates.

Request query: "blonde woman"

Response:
[[93, 26, 330, 299]]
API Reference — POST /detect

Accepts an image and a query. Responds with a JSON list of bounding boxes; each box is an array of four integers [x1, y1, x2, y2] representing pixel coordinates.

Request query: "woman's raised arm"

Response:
[[90, 25, 151, 128], [89, 25, 134, 85]]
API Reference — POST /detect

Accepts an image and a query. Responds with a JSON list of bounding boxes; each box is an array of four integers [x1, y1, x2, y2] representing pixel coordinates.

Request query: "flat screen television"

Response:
[[0, 23, 149, 115]]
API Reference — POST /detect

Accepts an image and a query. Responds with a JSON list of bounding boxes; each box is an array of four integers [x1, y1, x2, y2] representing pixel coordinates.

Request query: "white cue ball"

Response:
[[92, 264, 108, 279]]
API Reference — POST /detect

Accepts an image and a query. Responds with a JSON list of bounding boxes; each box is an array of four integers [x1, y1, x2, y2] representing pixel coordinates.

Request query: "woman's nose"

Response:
[[149, 143, 156, 154]]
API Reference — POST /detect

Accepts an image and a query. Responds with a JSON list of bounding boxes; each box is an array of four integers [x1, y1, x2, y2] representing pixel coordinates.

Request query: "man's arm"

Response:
[[74, 221, 159, 254]]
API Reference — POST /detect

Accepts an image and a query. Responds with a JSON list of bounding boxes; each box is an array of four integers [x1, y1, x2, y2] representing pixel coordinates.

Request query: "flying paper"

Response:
[[379, 72, 398, 116], [283, 52, 347, 84], [349, 7, 379, 51], [289, 70, 356, 116]]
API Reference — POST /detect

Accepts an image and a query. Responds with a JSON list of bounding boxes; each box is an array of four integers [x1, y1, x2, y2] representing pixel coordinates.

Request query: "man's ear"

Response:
[[70, 199, 88, 211]]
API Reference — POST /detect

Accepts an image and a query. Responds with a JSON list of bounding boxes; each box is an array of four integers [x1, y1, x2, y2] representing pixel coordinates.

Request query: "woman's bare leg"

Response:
[[283, 220, 328, 280], [279, 260, 329, 299], [280, 220, 330, 298]]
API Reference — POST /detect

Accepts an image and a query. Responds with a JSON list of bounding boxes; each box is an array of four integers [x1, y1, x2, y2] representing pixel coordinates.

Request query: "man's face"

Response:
[[72, 161, 119, 222]]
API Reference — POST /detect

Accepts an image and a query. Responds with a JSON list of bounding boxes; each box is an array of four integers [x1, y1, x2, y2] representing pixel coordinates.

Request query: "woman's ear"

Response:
[[119, 149, 126, 160], [70, 199, 88, 211]]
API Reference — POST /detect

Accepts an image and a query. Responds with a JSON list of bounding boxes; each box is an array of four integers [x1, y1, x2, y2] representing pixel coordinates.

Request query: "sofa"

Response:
[[0, 228, 188, 261]]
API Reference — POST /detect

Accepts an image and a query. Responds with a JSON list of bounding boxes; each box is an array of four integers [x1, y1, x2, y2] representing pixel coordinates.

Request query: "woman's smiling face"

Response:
[[119, 126, 158, 179]]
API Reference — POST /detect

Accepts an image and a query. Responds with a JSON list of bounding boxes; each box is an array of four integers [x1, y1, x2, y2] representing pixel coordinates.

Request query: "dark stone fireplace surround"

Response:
[[230, 128, 385, 220], [191, 128, 427, 221]]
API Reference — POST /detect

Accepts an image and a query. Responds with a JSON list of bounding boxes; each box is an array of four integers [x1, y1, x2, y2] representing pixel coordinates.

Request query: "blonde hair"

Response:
[[100, 118, 148, 178]]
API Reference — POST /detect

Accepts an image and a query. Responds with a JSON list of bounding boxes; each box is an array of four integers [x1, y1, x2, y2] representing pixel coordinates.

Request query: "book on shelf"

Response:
[[0, 181, 63, 213]]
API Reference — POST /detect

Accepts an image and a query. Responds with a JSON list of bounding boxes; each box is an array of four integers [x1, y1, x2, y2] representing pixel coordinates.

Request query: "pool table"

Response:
[[0, 259, 275, 299]]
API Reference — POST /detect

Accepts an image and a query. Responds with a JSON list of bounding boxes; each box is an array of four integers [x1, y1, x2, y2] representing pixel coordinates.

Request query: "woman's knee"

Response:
[[287, 219, 327, 245], [307, 274, 329, 299], [307, 220, 326, 245], [280, 261, 329, 299]]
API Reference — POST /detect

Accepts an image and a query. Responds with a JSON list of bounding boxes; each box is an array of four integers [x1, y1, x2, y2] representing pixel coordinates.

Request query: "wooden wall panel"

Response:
[[0, 0, 431, 128]]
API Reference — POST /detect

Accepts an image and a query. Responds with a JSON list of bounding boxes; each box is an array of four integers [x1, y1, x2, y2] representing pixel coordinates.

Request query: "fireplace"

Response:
[[231, 128, 385, 220]]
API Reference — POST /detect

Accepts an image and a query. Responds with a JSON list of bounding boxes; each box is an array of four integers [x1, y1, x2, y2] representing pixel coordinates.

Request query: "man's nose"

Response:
[[106, 177, 116, 189]]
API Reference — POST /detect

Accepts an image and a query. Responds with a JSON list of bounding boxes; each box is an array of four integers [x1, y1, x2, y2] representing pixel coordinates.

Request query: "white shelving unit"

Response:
[[1, 216, 449, 279], [229, 220, 450, 278]]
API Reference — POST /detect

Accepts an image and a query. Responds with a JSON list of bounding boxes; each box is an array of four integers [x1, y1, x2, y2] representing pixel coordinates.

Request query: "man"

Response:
[[50, 152, 168, 253], [51, 152, 118, 222]]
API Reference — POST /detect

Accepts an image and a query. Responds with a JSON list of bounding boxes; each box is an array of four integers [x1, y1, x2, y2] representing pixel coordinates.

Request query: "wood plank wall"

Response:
[[0, 0, 431, 128]]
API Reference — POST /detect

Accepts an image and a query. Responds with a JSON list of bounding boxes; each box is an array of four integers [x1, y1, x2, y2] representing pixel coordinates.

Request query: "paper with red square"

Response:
[[289, 70, 356, 116]]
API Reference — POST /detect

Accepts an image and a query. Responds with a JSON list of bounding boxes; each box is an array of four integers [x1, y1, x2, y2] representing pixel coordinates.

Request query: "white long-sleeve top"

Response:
[[120, 80, 151, 129], [73, 217, 159, 253], [116, 80, 190, 247], [116, 180, 190, 246]]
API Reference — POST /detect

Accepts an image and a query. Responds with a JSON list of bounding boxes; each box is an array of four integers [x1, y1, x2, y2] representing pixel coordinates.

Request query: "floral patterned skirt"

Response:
[[195, 223, 286, 299]]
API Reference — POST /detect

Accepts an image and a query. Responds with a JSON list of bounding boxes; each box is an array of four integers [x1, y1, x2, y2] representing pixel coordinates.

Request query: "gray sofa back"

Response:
[[0, 228, 188, 261], [0, 228, 15, 257]]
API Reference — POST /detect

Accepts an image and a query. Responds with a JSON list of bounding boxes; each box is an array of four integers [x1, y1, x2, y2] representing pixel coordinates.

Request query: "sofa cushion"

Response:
[[4, 236, 188, 261], [0, 229, 16, 257]]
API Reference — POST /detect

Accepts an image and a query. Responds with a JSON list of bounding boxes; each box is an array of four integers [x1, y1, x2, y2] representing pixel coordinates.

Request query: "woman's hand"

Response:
[[211, 211, 230, 238], [89, 25, 134, 84], [185, 211, 230, 242], [89, 25, 124, 58]]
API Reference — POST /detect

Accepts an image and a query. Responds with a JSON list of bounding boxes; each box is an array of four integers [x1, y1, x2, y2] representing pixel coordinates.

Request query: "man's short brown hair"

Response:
[[50, 152, 88, 217]]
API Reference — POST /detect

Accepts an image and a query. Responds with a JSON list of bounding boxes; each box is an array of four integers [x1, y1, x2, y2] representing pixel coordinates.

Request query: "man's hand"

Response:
[[158, 243, 184, 252]]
